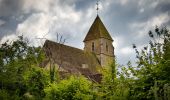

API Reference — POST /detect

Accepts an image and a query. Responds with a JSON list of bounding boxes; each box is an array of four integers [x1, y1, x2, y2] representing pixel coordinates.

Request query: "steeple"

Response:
[[83, 15, 113, 42], [83, 15, 114, 67], [83, 1, 114, 67]]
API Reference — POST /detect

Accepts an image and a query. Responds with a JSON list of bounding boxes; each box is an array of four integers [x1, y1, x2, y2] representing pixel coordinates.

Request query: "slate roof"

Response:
[[83, 15, 113, 42], [42, 40, 102, 82]]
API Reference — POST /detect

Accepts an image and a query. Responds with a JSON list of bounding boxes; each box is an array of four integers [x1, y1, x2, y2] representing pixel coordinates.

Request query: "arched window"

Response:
[[106, 43, 108, 52], [92, 42, 95, 51]]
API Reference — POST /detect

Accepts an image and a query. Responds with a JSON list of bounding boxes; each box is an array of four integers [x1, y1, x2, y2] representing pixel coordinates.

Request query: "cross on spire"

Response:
[[96, 0, 99, 15]]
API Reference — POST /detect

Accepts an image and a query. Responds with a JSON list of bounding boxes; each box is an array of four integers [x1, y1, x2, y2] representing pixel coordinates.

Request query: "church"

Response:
[[42, 15, 115, 82]]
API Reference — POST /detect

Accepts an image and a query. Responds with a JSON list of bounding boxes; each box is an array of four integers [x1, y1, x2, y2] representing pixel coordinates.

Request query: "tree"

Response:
[[23, 66, 50, 99], [0, 36, 46, 99], [122, 26, 170, 99]]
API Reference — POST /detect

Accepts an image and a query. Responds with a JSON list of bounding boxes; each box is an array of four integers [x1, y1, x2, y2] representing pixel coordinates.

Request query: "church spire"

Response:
[[84, 0, 113, 42], [83, 15, 113, 42], [83, 1, 114, 67]]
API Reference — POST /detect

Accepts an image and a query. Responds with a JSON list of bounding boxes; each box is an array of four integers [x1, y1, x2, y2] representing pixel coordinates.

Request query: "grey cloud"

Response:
[[74, 0, 95, 11], [155, 1, 170, 12], [0, 0, 23, 17], [0, 0, 33, 39], [104, 0, 170, 40], [0, 19, 5, 26]]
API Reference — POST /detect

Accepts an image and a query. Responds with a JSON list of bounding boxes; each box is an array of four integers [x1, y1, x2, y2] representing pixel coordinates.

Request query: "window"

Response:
[[92, 42, 95, 51], [106, 43, 108, 52]]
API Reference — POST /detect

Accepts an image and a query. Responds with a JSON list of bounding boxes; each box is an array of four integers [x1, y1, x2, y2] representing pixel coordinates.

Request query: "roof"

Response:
[[83, 15, 113, 42], [42, 40, 102, 82]]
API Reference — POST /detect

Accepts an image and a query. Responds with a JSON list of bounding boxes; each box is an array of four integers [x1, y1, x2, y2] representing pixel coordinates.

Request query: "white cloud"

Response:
[[139, 8, 144, 13], [22, 0, 53, 13], [120, 47, 133, 55], [112, 36, 123, 50], [16, 0, 96, 46], [0, 34, 17, 44], [119, 0, 129, 5], [17, 13, 51, 39], [110, 0, 129, 5]]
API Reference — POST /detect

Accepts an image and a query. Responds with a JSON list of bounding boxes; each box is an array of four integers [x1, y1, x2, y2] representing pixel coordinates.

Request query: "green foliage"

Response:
[[0, 36, 46, 99], [0, 89, 11, 100], [44, 76, 93, 100], [24, 66, 50, 99], [97, 62, 130, 100]]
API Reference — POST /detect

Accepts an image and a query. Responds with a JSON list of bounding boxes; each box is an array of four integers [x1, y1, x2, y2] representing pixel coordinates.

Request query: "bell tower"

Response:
[[83, 15, 115, 67]]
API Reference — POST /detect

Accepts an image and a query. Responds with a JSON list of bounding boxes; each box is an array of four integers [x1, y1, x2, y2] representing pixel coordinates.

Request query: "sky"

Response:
[[0, 0, 170, 65]]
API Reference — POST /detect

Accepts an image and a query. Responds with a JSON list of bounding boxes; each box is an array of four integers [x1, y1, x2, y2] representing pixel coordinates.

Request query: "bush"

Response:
[[44, 76, 94, 100], [23, 66, 50, 99]]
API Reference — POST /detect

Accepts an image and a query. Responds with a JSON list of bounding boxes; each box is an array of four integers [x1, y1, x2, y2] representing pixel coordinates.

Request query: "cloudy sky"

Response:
[[0, 0, 170, 65]]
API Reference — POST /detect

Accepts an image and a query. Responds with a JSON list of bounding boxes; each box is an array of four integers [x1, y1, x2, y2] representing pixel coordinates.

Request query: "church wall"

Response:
[[99, 38, 114, 66], [99, 53, 114, 67], [84, 39, 101, 54], [84, 38, 114, 67], [100, 38, 114, 57]]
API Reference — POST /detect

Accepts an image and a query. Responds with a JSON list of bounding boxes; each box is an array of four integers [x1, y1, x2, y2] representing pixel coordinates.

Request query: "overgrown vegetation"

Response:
[[0, 27, 169, 100]]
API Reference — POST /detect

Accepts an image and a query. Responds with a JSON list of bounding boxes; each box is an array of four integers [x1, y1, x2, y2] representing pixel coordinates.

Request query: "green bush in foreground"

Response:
[[44, 76, 93, 100]]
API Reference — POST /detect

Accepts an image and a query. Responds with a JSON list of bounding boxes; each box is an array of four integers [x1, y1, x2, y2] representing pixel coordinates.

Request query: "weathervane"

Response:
[[96, 0, 99, 15]]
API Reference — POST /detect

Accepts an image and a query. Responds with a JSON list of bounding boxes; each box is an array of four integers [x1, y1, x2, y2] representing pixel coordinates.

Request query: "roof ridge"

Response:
[[44, 40, 84, 51]]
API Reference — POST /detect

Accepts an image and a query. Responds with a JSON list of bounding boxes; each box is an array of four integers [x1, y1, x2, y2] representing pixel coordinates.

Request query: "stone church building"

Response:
[[42, 15, 115, 82]]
